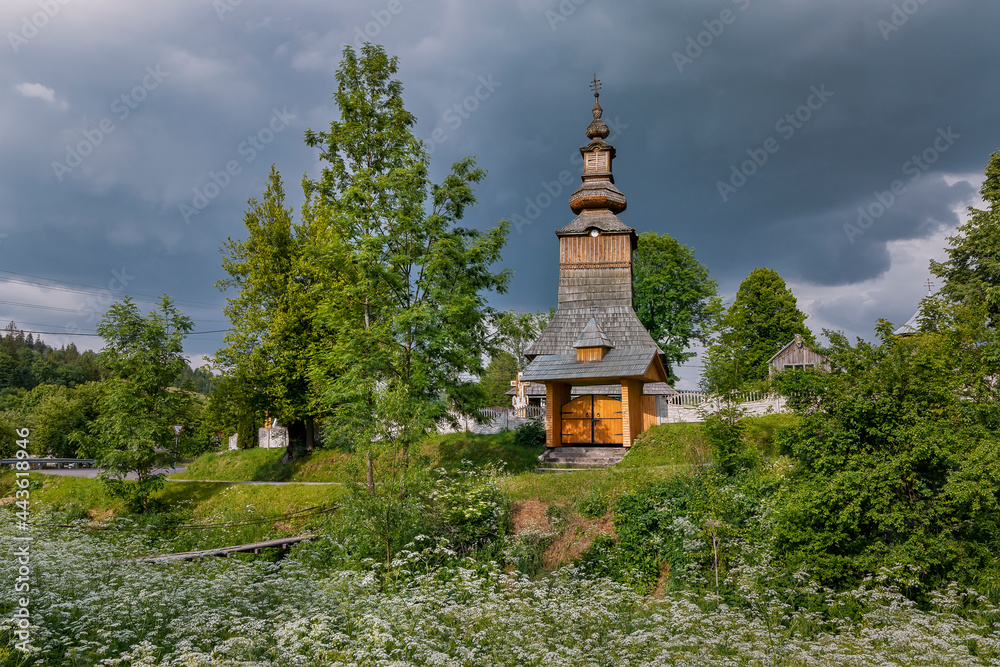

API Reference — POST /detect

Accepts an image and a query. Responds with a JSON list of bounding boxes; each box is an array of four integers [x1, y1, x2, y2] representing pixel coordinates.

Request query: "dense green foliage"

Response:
[[216, 166, 318, 451], [305, 44, 509, 459], [285, 44, 510, 566], [772, 305, 1000, 593], [581, 412, 778, 594], [79, 296, 197, 512], [931, 148, 1000, 327], [633, 231, 722, 381], [0, 323, 101, 392], [702, 267, 814, 392]]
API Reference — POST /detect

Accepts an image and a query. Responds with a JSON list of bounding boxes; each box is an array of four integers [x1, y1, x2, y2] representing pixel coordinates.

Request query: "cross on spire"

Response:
[[924, 278, 935, 293], [590, 73, 602, 97]]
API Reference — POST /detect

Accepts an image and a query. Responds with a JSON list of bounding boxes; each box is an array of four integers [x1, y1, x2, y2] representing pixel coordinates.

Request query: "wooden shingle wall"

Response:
[[560, 234, 631, 266]]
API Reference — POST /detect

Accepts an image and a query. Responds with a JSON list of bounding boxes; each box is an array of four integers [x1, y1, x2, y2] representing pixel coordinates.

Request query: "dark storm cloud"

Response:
[[0, 0, 997, 364]]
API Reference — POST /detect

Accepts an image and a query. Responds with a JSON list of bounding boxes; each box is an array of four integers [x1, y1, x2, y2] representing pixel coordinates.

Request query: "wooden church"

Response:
[[521, 78, 668, 450]]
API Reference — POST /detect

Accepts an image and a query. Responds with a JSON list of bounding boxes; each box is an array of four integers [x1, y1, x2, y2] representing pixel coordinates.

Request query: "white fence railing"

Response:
[[476, 405, 544, 421], [667, 391, 768, 406]]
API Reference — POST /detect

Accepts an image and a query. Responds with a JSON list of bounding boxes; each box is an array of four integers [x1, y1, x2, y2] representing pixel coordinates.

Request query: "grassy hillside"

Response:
[[2, 419, 791, 565], [172, 430, 546, 483]]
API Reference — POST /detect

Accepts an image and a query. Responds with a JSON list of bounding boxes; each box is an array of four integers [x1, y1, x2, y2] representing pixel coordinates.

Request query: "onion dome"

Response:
[[568, 74, 627, 215]]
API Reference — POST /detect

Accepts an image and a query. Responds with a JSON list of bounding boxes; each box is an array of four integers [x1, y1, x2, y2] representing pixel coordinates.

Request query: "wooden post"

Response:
[[620, 379, 645, 447], [545, 382, 571, 447]]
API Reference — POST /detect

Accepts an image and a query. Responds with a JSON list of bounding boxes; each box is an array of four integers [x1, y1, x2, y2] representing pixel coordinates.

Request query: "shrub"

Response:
[[512, 419, 545, 448]]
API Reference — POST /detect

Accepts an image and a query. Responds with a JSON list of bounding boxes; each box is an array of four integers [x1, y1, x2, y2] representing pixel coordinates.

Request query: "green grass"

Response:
[[171, 448, 291, 481], [421, 431, 545, 474], [171, 447, 357, 482], [1, 471, 125, 518], [1, 470, 344, 517], [504, 423, 708, 515], [621, 423, 709, 469], [741, 413, 800, 457], [174, 431, 545, 484], [2, 422, 706, 548]]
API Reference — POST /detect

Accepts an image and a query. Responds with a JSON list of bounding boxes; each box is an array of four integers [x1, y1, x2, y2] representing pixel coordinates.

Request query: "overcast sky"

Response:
[[1, 0, 997, 388]]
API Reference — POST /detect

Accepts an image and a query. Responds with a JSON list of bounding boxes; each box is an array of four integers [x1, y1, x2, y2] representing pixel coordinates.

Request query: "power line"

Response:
[[0, 299, 81, 314], [0, 269, 224, 311], [1, 327, 231, 337]]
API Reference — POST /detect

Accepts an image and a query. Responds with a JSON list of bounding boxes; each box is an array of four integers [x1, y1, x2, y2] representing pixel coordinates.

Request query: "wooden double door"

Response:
[[561, 394, 623, 445]]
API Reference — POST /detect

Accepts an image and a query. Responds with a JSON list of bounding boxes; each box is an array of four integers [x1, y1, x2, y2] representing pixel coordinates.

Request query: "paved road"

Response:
[[28, 466, 186, 480]]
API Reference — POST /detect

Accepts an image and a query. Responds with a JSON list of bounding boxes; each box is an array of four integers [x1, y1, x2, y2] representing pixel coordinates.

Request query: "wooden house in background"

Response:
[[521, 79, 668, 450], [767, 334, 829, 375]]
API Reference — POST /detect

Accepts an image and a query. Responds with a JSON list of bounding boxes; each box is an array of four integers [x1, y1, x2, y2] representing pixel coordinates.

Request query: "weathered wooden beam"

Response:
[[137, 535, 317, 563]]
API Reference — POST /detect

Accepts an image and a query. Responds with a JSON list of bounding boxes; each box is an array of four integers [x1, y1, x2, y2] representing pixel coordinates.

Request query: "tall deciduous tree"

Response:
[[931, 148, 1000, 327], [216, 166, 318, 452], [303, 44, 509, 503], [701, 267, 813, 392], [633, 231, 721, 381], [86, 296, 194, 512]]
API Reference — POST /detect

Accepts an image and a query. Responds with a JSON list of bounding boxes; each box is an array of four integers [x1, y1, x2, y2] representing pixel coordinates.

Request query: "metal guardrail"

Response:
[[1, 458, 96, 469]]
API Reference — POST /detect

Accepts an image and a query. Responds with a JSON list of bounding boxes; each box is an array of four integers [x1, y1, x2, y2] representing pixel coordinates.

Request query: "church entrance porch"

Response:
[[560, 394, 623, 445]]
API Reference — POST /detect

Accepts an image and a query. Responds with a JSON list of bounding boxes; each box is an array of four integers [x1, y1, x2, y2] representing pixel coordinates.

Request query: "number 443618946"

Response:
[[13, 428, 31, 528]]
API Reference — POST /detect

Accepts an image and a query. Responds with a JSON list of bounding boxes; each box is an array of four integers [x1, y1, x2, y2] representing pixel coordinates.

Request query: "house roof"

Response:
[[894, 287, 936, 336], [766, 334, 806, 365], [521, 347, 665, 383], [526, 307, 661, 358], [893, 310, 922, 336], [508, 381, 678, 397]]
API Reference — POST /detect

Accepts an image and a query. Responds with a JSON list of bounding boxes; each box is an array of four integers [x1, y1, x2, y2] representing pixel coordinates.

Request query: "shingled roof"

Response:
[[555, 209, 635, 238], [507, 381, 679, 397], [572, 317, 614, 349], [527, 307, 659, 358], [521, 348, 662, 383]]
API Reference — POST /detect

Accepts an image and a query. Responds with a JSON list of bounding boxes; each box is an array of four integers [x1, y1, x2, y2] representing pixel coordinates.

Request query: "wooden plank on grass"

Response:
[[137, 535, 317, 563]]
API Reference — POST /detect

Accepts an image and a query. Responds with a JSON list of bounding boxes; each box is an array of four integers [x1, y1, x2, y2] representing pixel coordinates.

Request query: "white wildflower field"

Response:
[[2, 514, 1000, 666]]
